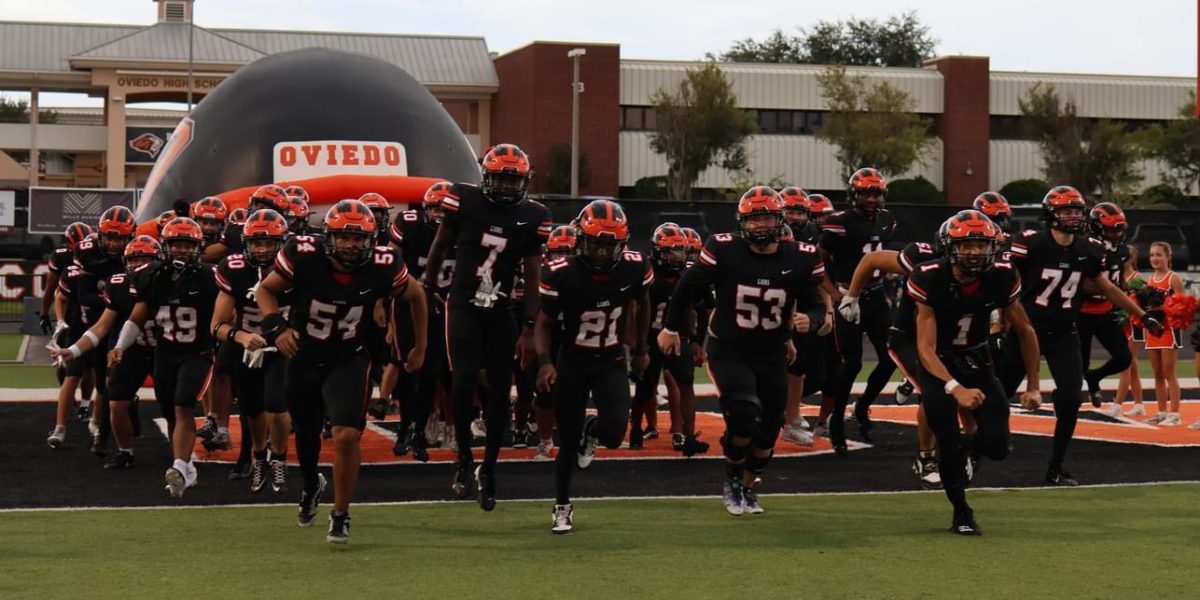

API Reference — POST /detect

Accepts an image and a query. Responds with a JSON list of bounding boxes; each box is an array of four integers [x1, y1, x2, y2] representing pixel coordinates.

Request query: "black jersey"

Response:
[[1081, 242, 1130, 315], [819, 208, 897, 288], [215, 254, 292, 335], [890, 241, 942, 335], [540, 252, 654, 358], [1008, 229, 1104, 326], [102, 270, 155, 348], [647, 268, 682, 334], [666, 234, 826, 355], [220, 227, 244, 253], [131, 261, 219, 354], [790, 220, 822, 245], [48, 246, 74, 275], [906, 258, 1021, 352], [441, 184, 551, 306], [390, 209, 456, 294], [56, 264, 90, 327], [273, 234, 409, 359], [70, 235, 124, 325]]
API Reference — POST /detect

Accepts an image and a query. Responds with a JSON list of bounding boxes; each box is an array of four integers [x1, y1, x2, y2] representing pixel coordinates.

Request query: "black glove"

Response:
[[39, 314, 53, 335], [1142, 315, 1165, 338], [988, 332, 1004, 357]]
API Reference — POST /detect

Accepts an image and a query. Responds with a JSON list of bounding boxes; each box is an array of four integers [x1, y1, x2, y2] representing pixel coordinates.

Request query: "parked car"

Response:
[[1129, 223, 1190, 270]]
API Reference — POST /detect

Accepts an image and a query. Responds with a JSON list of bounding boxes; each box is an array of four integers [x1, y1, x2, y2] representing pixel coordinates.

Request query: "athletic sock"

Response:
[[254, 449, 268, 461]]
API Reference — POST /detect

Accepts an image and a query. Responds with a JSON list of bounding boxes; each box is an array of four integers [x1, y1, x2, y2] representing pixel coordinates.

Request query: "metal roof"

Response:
[[72, 22, 264, 64], [0, 20, 498, 88]]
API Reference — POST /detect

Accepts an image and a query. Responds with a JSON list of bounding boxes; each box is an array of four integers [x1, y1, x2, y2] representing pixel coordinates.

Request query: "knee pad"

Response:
[[723, 434, 751, 463], [723, 393, 761, 439], [744, 449, 773, 476]]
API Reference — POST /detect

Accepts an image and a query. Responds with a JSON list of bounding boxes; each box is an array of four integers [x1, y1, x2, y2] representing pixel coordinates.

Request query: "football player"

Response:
[[52, 235, 161, 468], [536, 200, 651, 533], [212, 209, 293, 493], [659, 187, 826, 516], [109, 218, 218, 498], [906, 210, 1042, 535], [1081, 203, 1136, 415], [419, 144, 553, 509], [380, 182, 456, 462], [820, 169, 897, 453], [1000, 187, 1162, 486], [256, 200, 428, 544]]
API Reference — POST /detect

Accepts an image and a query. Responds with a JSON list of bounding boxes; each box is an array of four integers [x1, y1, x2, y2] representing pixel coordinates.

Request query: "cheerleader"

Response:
[[1141, 242, 1185, 426]]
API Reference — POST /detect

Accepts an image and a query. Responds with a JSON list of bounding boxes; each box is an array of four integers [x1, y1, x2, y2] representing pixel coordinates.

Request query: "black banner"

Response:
[[126, 127, 177, 165], [27, 187, 136, 235]]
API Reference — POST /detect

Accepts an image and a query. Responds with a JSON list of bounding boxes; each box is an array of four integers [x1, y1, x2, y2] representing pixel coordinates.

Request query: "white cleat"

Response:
[[533, 440, 554, 461], [551, 503, 574, 534], [165, 467, 187, 498], [1099, 404, 1123, 419], [781, 422, 814, 447], [46, 428, 65, 449]]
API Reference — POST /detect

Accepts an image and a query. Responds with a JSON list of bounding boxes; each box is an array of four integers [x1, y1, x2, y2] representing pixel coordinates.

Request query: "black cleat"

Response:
[[1046, 466, 1079, 487], [392, 428, 413, 457], [366, 400, 389, 421], [511, 429, 529, 449], [410, 432, 430, 463], [298, 473, 328, 527], [452, 460, 473, 499], [227, 460, 252, 480], [833, 443, 849, 459], [854, 402, 873, 442], [103, 452, 135, 470], [628, 426, 643, 450], [474, 465, 496, 512], [196, 415, 218, 443], [90, 432, 108, 457], [642, 427, 659, 441], [671, 432, 685, 451], [680, 435, 710, 457], [327, 511, 351, 544], [951, 509, 982, 536], [1084, 374, 1102, 408], [249, 458, 268, 493]]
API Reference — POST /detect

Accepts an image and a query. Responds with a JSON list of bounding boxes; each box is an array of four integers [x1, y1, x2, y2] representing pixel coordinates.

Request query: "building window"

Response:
[[750, 109, 826, 135], [620, 106, 658, 131]]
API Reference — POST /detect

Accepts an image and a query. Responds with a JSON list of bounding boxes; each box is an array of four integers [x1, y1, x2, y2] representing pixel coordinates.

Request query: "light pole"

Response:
[[568, 48, 586, 197]]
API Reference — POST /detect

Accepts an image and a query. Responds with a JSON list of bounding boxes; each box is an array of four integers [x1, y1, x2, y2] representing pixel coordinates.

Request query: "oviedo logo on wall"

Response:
[[272, 141, 408, 181]]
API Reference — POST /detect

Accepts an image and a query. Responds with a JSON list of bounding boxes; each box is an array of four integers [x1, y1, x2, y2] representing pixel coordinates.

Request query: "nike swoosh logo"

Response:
[[516, 221, 529, 225], [187, 290, 199, 295], [620, 285, 633, 291], [781, 270, 793, 275], [359, 290, 372, 296]]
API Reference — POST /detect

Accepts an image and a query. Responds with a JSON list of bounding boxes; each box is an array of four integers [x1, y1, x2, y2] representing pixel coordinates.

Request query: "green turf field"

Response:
[[0, 333, 22, 361], [3, 484, 1196, 598]]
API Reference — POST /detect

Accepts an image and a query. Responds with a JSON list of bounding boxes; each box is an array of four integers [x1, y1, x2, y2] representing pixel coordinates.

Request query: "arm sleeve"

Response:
[[114, 319, 141, 351], [273, 238, 299, 282]]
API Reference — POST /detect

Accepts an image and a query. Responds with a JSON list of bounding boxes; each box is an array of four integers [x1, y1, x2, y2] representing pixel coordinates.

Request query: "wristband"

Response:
[[537, 354, 552, 367], [260, 313, 288, 343], [82, 331, 100, 347], [944, 379, 960, 395], [228, 327, 244, 344], [67, 345, 82, 359]]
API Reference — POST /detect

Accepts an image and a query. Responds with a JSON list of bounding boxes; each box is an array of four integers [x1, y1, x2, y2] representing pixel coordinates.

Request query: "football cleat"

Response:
[[951, 509, 982, 536], [46, 428, 65, 449], [854, 402, 874, 443], [249, 458, 268, 493], [470, 418, 487, 440], [577, 415, 598, 469], [671, 432, 685, 451], [742, 486, 764, 514], [628, 425, 644, 450], [409, 432, 430, 463], [512, 429, 529, 449], [1045, 466, 1079, 487], [680, 435, 710, 457], [196, 415, 218, 442], [165, 467, 187, 498], [551, 503, 574, 535], [895, 379, 915, 404], [781, 420, 814, 446], [452, 460, 473, 499], [203, 430, 232, 452], [474, 465, 496, 512], [914, 453, 942, 490], [392, 428, 413, 457], [327, 511, 351, 545], [270, 459, 288, 493], [642, 427, 659, 441], [227, 460, 252, 480], [298, 473, 328, 527], [103, 451, 135, 470], [722, 478, 745, 516]]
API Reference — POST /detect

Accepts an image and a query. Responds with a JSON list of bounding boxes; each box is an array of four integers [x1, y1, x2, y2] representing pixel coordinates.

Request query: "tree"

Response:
[[541, 143, 590, 195], [648, 62, 757, 200], [1018, 83, 1143, 201], [1143, 90, 1200, 193], [0, 94, 57, 123], [887, 176, 944, 204], [712, 12, 937, 67], [814, 65, 936, 179], [998, 178, 1051, 204]]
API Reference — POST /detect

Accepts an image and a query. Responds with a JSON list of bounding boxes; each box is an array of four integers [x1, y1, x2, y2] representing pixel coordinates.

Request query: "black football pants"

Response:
[[1000, 322, 1082, 469], [554, 348, 631, 504], [446, 301, 518, 472], [830, 291, 892, 444], [1077, 311, 1132, 388]]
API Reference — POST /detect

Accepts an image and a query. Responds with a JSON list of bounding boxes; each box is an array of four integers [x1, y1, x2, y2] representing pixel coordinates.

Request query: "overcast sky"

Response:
[[3, 0, 1194, 106]]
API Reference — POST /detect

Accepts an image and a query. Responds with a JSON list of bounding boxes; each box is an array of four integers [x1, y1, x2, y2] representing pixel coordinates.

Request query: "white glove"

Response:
[[242, 346, 277, 369], [838, 295, 860, 324], [45, 339, 65, 367], [52, 319, 69, 338]]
